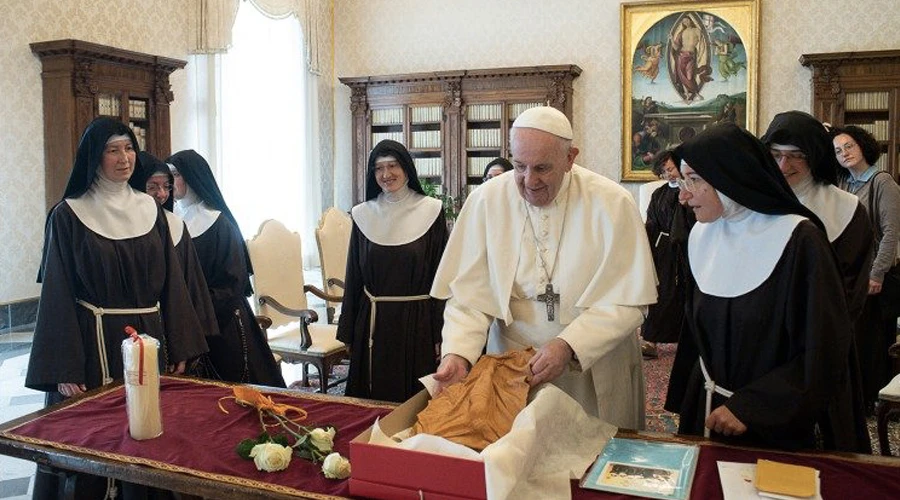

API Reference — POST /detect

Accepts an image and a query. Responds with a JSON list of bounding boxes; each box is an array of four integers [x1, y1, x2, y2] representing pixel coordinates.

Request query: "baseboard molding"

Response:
[[0, 297, 39, 334]]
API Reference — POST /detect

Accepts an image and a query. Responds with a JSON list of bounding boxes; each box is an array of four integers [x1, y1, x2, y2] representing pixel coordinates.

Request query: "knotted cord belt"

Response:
[[699, 356, 734, 438], [76, 299, 160, 385], [363, 287, 430, 392]]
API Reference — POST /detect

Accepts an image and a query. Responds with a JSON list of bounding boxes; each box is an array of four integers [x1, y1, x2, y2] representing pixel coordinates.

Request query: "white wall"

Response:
[[332, 0, 900, 210]]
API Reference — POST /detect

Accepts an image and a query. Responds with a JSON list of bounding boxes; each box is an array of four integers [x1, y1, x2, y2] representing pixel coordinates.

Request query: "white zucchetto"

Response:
[[511, 106, 573, 140]]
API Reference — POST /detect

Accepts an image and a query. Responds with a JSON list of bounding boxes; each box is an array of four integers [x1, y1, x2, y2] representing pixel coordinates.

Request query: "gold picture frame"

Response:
[[621, 0, 759, 181]]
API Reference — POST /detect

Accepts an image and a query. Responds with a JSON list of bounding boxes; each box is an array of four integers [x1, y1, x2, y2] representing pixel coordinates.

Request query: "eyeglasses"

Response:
[[675, 176, 707, 193], [146, 183, 171, 194], [834, 142, 858, 154], [770, 150, 807, 163]]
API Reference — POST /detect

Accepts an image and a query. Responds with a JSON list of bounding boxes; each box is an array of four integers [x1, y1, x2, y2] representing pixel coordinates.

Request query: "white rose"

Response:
[[308, 427, 336, 452], [249, 442, 292, 472], [322, 452, 351, 479]]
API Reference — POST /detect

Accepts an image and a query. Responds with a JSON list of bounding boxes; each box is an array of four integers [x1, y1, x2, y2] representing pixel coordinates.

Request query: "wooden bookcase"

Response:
[[31, 39, 186, 211], [800, 50, 900, 179], [339, 65, 582, 206]]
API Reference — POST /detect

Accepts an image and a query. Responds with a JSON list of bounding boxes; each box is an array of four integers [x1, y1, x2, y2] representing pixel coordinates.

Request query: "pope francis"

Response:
[[431, 106, 658, 429]]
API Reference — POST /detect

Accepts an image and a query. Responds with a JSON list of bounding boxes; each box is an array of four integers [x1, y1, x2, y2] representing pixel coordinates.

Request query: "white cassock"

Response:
[[431, 165, 658, 429]]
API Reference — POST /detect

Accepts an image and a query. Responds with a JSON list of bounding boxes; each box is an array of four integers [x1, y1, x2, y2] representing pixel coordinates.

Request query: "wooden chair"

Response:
[[875, 339, 900, 455], [247, 219, 348, 393], [315, 208, 352, 324]]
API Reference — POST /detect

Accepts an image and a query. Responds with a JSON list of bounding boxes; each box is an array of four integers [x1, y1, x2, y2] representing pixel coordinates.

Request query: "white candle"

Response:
[[122, 331, 163, 440]]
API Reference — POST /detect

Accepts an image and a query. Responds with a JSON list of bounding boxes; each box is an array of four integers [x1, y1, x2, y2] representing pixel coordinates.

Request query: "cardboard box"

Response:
[[349, 390, 487, 499]]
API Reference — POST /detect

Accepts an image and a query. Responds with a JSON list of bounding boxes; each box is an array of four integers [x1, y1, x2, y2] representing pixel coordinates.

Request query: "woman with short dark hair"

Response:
[[832, 124, 900, 410]]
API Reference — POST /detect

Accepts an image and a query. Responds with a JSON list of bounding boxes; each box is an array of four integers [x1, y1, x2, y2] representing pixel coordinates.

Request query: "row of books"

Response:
[[465, 102, 546, 122], [371, 108, 404, 125], [467, 128, 502, 149], [467, 156, 499, 176], [509, 102, 544, 119], [848, 120, 891, 141], [98, 94, 121, 117], [411, 106, 442, 123], [129, 99, 148, 120], [845, 91, 890, 111], [467, 103, 502, 122], [129, 123, 147, 151], [412, 130, 441, 149], [371, 132, 404, 145], [414, 157, 442, 177]]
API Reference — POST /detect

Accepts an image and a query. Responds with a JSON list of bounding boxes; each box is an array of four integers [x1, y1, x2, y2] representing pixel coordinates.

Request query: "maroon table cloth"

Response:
[[2, 378, 898, 499], [0, 377, 393, 499]]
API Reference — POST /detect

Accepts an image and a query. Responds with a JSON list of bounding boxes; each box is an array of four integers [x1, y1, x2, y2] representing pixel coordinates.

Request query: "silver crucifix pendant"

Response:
[[537, 283, 561, 321]]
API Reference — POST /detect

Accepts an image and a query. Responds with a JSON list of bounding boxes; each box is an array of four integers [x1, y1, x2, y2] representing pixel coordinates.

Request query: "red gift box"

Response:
[[349, 390, 487, 499]]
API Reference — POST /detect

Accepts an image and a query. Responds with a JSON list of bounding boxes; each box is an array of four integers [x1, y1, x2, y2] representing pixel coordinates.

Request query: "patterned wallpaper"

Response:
[[0, 0, 335, 304], [3, 0, 899, 303], [332, 0, 900, 210], [0, 0, 195, 302]]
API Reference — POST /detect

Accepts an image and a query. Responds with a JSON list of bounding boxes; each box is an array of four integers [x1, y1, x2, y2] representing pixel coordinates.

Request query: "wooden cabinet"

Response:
[[31, 39, 186, 211], [800, 50, 900, 179], [340, 65, 582, 206]]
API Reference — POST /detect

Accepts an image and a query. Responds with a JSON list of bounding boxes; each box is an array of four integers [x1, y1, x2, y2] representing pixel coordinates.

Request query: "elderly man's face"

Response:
[[510, 128, 577, 207]]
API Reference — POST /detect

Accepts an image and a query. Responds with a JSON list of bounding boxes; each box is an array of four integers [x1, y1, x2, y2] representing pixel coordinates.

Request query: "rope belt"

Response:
[[363, 287, 430, 393], [699, 356, 734, 438], [76, 299, 160, 385]]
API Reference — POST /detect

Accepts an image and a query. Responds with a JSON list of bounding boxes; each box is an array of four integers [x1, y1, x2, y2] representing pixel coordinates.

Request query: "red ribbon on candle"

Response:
[[124, 326, 144, 385]]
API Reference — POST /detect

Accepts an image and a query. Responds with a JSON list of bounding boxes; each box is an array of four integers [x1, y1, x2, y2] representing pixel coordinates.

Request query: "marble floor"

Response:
[[0, 331, 41, 500]]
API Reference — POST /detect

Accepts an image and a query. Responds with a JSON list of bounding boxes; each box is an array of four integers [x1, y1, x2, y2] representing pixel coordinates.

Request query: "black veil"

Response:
[[675, 123, 825, 231], [760, 110, 840, 186], [166, 149, 255, 279], [365, 140, 425, 201], [130, 151, 174, 211]]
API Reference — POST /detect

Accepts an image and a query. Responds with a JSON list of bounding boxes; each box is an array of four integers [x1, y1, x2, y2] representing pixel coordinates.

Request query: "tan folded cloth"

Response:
[[413, 348, 535, 451]]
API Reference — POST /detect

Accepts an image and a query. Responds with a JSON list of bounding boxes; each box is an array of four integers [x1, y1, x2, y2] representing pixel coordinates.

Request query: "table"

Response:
[[1, 377, 898, 499], [0, 377, 394, 499]]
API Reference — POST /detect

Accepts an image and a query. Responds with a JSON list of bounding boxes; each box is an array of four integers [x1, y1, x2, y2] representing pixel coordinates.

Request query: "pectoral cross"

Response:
[[537, 283, 560, 321]]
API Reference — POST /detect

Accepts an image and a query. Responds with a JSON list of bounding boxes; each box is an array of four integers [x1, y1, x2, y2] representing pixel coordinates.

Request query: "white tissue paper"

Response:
[[371, 375, 617, 500]]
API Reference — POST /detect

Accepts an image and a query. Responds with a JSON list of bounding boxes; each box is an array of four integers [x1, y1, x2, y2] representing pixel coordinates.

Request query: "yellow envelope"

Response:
[[754, 459, 817, 498]]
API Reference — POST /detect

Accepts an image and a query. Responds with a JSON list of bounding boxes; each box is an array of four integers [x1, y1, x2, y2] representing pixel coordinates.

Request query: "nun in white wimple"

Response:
[[337, 139, 449, 403], [27, 117, 210, 499], [666, 123, 870, 453], [761, 110, 874, 320]]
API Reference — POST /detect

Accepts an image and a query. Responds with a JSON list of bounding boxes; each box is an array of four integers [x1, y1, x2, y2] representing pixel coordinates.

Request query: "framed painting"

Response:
[[621, 0, 759, 181]]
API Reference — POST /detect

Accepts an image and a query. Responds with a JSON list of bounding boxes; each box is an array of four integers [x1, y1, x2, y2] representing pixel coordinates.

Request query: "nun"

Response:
[[168, 149, 285, 388], [27, 117, 210, 498], [666, 124, 870, 453], [129, 151, 220, 373], [337, 139, 449, 402], [761, 111, 874, 320]]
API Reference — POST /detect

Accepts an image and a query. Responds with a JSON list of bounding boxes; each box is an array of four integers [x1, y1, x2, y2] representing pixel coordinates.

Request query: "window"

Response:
[[218, 3, 311, 252]]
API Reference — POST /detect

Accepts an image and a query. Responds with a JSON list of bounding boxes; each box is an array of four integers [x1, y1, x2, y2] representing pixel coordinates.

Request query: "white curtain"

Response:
[[216, 2, 322, 265], [191, 0, 322, 75]]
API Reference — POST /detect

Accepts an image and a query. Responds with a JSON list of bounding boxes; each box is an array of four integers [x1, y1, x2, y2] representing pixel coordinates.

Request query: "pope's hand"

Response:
[[433, 354, 470, 396], [705, 405, 747, 436], [528, 338, 574, 387]]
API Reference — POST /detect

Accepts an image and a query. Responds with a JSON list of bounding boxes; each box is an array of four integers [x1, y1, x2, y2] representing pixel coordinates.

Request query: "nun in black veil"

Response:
[[337, 139, 449, 402], [129, 151, 221, 372], [27, 117, 210, 499], [168, 149, 285, 388], [664, 124, 870, 453]]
